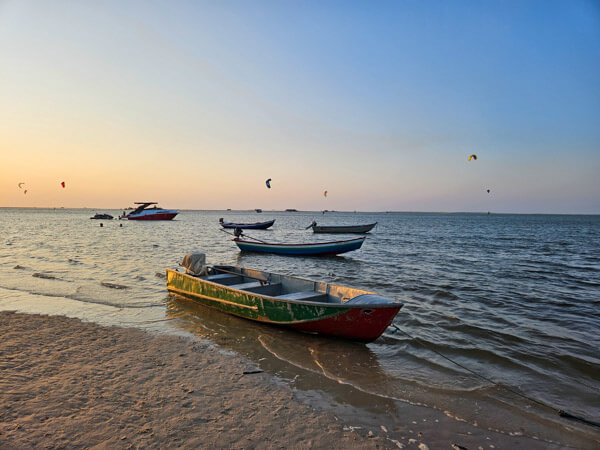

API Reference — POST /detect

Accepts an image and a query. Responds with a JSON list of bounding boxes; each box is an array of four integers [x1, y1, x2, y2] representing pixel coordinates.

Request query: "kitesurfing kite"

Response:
[[265, 178, 271, 189], [323, 190, 328, 198], [468, 154, 477, 161], [61, 181, 66, 188], [18, 182, 25, 189], [487, 189, 491, 194]]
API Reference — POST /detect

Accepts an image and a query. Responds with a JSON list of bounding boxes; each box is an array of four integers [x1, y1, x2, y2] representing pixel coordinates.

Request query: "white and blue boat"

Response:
[[232, 236, 365, 256]]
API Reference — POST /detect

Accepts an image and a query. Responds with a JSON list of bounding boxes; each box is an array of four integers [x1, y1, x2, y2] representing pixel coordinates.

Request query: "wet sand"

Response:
[[0, 311, 596, 449], [1, 311, 387, 449]]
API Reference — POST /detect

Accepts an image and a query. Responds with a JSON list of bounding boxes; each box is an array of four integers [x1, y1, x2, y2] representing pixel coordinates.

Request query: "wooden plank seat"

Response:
[[228, 281, 263, 290], [276, 291, 330, 303], [229, 281, 282, 296], [205, 273, 243, 285]]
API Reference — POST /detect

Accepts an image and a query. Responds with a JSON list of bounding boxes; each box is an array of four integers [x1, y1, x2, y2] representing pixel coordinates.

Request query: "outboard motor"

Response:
[[181, 252, 208, 276], [234, 227, 243, 238]]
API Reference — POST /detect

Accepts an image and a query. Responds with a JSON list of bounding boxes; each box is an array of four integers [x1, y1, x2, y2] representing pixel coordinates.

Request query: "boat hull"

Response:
[[166, 269, 401, 342], [127, 210, 178, 220], [311, 222, 377, 233], [233, 237, 365, 256], [221, 219, 275, 229]]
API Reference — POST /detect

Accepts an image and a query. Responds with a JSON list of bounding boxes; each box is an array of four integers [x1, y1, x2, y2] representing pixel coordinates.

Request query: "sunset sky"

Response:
[[1, 1, 599, 213]]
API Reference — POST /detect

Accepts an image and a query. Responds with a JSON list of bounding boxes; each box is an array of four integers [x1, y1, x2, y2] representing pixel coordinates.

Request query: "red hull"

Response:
[[290, 305, 401, 342], [127, 212, 178, 220]]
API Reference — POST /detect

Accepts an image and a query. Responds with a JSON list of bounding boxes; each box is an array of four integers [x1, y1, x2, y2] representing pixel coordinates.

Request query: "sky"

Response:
[[1, 1, 599, 213]]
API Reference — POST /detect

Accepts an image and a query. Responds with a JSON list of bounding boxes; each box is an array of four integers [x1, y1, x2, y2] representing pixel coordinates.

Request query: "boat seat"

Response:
[[226, 281, 282, 296], [277, 291, 330, 303], [205, 273, 243, 285], [228, 281, 263, 290]]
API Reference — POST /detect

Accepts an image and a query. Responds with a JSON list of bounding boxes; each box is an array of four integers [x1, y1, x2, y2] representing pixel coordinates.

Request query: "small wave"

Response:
[[13, 265, 27, 270], [100, 281, 130, 290], [155, 272, 166, 279]]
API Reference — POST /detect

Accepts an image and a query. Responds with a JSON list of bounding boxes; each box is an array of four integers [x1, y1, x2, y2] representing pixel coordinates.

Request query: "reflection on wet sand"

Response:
[[165, 294, 600, 448]]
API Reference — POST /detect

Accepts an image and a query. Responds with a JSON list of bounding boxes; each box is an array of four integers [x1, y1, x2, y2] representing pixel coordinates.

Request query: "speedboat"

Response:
[[90, 213, 113, 220], [121, 202, 178, 220]]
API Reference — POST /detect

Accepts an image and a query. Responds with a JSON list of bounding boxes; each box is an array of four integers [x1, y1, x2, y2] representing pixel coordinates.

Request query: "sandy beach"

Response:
[[1, 311, 390, 449], [1, 310, 597, 449]]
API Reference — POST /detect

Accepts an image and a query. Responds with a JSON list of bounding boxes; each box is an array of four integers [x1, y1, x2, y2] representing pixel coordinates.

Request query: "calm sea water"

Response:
[[1, 208, 599, 445]]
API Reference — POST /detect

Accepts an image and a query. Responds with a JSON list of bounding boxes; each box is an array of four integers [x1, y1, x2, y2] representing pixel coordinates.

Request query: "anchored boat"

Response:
[[308, 221, 377, 234], [219, 218, 275, 230], [233, 235, 365, 256], [121, 202, 178, 220], [90, 213, 113, 220], [166, 253, 402, 342]]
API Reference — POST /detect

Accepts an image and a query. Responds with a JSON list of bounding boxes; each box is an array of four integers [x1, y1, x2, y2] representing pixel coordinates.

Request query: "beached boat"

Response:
[[121, 202, 178, 220], [90, 213, 113, 220], [166, 253, 402, 341], [219, 218, 275, 230], [308, 221, 377, 234], [233, 236, 365, 256]]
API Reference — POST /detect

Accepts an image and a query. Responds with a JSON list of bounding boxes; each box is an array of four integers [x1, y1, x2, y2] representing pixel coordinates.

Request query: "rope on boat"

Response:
[[390, 324, 600, 430]]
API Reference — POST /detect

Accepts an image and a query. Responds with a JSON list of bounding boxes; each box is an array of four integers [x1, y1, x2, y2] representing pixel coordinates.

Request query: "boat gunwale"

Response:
[[166, 268, 402, 310]]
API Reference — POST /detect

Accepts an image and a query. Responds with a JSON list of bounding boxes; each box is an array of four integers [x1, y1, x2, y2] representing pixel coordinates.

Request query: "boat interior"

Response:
[[197, 265, 375, 305]]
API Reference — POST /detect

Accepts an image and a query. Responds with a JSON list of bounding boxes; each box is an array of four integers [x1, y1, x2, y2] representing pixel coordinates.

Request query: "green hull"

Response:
[[166, 269, 354, 324]]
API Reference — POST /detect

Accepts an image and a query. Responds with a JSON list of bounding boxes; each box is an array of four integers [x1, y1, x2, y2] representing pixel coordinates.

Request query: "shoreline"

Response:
[[1, 311, 597, 449]]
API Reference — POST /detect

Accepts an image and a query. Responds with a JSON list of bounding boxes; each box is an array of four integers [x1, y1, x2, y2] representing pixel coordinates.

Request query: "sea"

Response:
[[1, 208, 599, 447]]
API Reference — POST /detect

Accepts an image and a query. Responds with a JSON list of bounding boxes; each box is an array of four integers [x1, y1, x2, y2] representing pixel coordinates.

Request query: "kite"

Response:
[[24, 190, 28, 194], [61, 181, 66, 188], [468, 154, 477, 161], [265, 178, 271, 189], [323, 190, 328, 198], [18, 182, 25, 189], [486, 189, 491, 193]]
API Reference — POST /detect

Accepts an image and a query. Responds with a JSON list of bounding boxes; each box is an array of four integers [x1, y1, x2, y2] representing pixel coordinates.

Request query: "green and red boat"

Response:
[[166, 253, 402, 342]]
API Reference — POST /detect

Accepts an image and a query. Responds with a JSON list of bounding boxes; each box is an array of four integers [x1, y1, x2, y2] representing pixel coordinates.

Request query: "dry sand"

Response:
[[0, 311, 383, 449]]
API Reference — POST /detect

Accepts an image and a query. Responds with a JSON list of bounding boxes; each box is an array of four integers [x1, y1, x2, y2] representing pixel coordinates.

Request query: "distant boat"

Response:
[[90, 213, 113, 220], [308, 221, 377, 234], [233, 236, 366, 256], [166, 254, 402, 342], [285, 208, 298, 212], [219, 218, 275, 230], [255, 208, 263, 213], [121, 202, 178, 220]]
